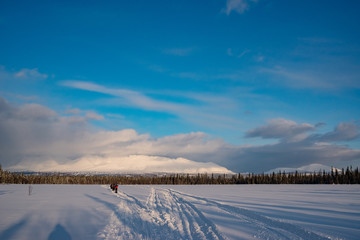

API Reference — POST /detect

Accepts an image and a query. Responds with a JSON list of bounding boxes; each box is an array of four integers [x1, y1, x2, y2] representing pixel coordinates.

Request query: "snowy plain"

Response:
[[0, 184, 359, 240]]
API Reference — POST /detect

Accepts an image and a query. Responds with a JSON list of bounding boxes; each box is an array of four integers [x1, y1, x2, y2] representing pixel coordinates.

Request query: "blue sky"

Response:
[[1, 0, 359, 173]]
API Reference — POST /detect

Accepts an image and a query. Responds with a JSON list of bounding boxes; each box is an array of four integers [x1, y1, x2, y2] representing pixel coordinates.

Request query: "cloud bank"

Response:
[[0, 96, 233, 174], [238, 119, 360, 172], [0, 97, 359, 173], [245, 118, 315, 142]]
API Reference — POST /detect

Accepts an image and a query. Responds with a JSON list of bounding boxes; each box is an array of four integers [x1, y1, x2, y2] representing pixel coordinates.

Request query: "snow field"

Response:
[[0, 184, 359, 239]]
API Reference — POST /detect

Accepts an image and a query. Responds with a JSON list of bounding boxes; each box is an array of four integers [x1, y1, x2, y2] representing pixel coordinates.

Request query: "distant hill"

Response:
[[266, 163, 342, 174]]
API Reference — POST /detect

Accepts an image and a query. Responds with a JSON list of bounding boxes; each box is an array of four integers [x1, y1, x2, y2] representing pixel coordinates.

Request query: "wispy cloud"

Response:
[[255, 55, 265, 62], [0, 65, 48, 83], [147, 64, 167, 73], [259, 66, 360, 89], [7, 93, 39, 101], [106, 113, 125, 119], [17, 95, 38, 101], [223, 0, 258, 15], [163, 47, 195, 56], [14, 68, 48, 80], [227, 48, 233, 56], [238, 49, 251, 58], [60, 80, 240, 129], [171, 72, 204, 80], [227, 48, 252, 59], [260, 37, 360, 90], [61, 80, 186, 112], [298, 37, 343, 45]]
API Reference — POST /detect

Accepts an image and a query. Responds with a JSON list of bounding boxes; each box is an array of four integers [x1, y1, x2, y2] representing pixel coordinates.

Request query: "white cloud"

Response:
[[0, 96, 233, 173]]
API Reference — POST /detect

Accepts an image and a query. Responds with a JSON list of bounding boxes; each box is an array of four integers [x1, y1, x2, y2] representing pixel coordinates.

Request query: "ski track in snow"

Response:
[[98, 187, 334, 240], [98, 187, 226, 240]]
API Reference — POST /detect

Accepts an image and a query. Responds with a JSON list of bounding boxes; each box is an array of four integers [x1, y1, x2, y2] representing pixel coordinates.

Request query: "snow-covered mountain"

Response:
[[266, 163, 341, 174], [8, 155, 234, 175]]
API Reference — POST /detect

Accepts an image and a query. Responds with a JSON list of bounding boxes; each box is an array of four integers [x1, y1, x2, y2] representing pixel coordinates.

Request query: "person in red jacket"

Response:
[[115, 184, 118, 193]]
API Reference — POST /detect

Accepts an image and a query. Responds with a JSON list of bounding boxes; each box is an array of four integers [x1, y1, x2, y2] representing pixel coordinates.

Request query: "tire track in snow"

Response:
[[99, 187, 226, 240], [171, 190, 330, 240]]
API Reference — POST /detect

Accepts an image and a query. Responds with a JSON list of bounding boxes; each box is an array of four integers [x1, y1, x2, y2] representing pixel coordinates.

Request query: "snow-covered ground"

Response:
[[0, 185, 359, 240]]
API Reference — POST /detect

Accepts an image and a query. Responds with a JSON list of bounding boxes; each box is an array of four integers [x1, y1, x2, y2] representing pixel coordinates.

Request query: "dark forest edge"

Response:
[[0, 165, 359, 184]]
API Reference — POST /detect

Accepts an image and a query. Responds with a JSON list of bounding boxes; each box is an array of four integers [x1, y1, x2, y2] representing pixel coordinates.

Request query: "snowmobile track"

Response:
[[170, 189, 331, 240], [98, 187, 226, 240]]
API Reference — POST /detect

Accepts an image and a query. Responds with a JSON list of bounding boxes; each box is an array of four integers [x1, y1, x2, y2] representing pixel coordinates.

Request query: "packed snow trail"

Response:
[[99, 186, 335, 240], [98, 187, 226, 240]]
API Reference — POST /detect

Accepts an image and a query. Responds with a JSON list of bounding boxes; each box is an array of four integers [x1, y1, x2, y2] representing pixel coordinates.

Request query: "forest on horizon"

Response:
[[1, 165, 359, 185]]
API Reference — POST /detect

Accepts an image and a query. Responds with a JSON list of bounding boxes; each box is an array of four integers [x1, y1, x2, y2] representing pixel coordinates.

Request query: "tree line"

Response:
[[0, 165, 359, 184]]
